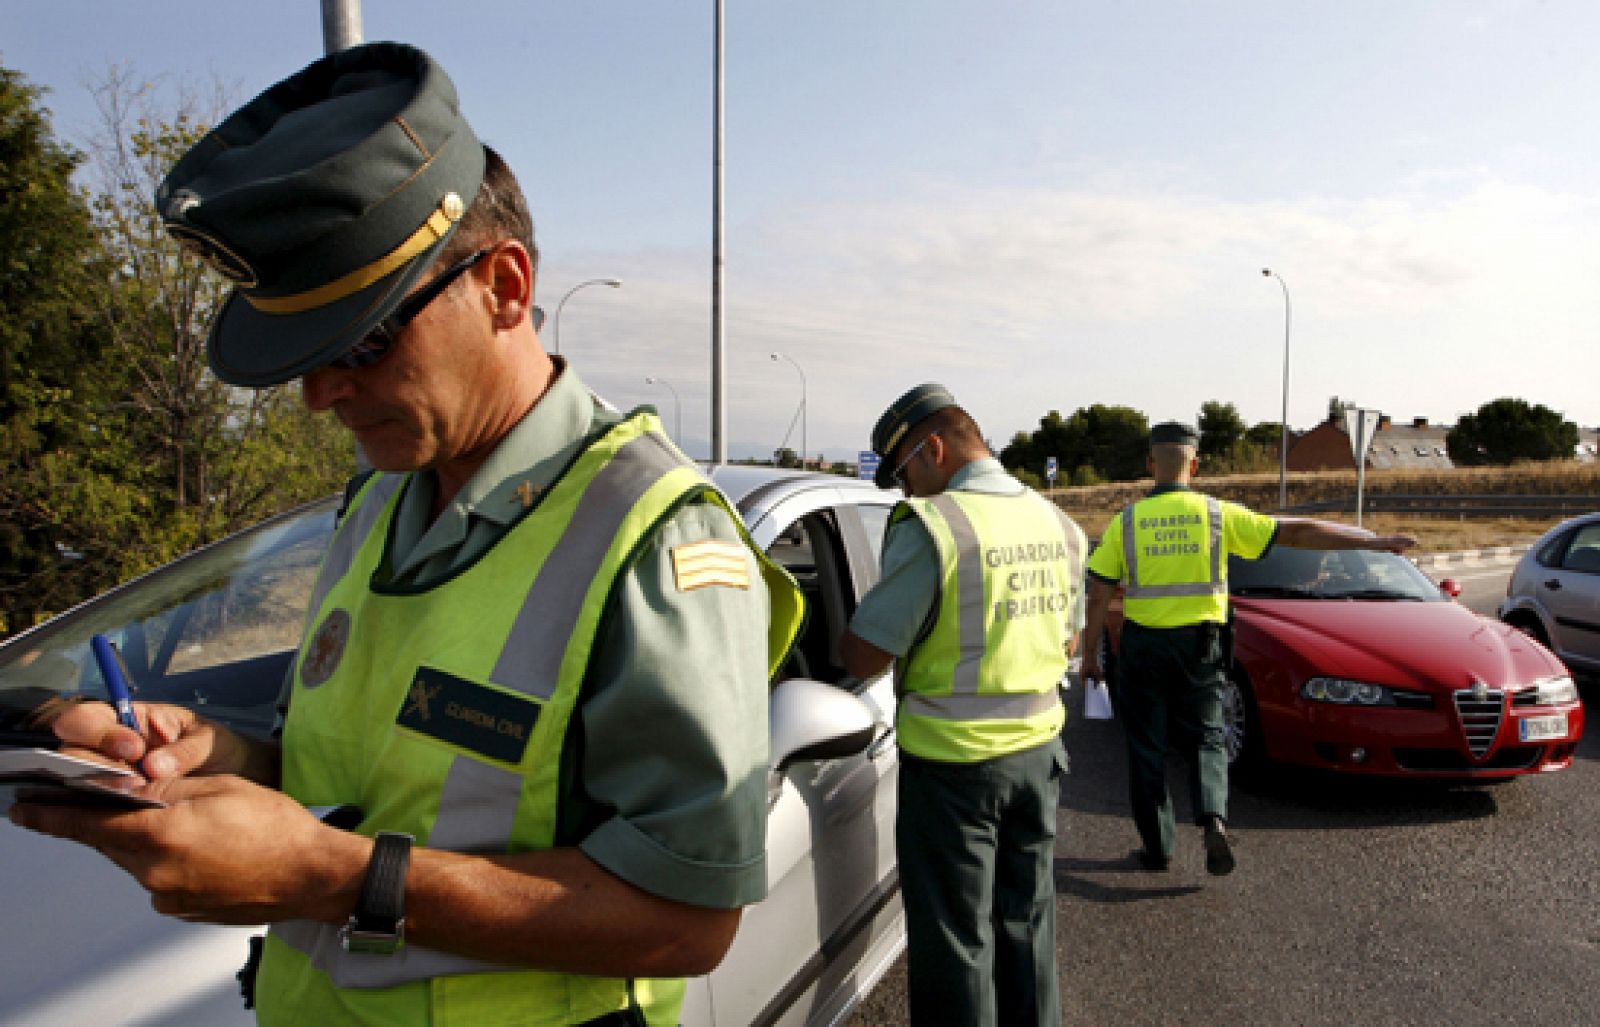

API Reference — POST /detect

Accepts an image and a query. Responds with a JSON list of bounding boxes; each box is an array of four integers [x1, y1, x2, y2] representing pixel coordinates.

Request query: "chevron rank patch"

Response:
[[670, 540, 751, 592]]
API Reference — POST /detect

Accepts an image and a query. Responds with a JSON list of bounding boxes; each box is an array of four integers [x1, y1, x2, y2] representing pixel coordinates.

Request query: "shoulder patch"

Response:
[[670, 539, 751, 592]]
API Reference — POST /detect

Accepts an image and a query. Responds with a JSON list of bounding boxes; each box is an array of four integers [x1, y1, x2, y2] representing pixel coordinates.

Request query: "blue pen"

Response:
[[90, 633, 143, 735]]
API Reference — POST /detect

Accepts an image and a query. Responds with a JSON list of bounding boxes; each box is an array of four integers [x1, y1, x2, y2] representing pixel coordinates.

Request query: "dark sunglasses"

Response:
[[326, 246, 493, 371], [891, 434, 936, 489]]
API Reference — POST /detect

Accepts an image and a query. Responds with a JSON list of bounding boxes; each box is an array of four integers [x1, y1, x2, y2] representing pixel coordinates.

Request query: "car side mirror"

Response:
[[768, 676, 878, 774], [1438, 577, 1462, 599]]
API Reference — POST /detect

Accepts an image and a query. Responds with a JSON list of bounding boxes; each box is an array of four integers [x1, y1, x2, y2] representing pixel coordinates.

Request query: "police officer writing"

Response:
[[8, 43, 801, 1026], [1080, 421, 1416, 877], [840, 385, 1087, 1027]]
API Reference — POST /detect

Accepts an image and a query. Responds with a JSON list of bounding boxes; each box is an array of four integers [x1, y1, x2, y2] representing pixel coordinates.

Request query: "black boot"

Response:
[[1203, 817, 1235, 876]]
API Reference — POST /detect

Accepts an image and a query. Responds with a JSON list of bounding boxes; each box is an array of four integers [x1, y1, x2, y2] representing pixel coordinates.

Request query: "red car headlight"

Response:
[[1301, 677, 1395, 706], [1533, 675, 1579, 705]]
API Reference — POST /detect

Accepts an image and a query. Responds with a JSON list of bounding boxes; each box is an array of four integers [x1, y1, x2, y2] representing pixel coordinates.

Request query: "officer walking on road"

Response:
[[10, 42, 800, 1026], [1080, 421, 1416, 876], [841, 384, 1087, 1027]]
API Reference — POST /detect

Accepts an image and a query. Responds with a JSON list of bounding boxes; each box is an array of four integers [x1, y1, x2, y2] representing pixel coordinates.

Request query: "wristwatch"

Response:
[[340, 831, 414, 955]]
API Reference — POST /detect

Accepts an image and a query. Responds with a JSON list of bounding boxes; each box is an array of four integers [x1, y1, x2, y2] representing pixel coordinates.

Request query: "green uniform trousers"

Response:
[[1115, 620, 1230, 860], [896, 738, 1066, 1027]]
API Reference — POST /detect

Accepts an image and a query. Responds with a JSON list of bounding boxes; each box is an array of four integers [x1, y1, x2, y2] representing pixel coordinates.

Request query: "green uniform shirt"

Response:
[[1086, 483, 1278, 629], [310, 363, 772, 907], [850, 458, 1086, 656]]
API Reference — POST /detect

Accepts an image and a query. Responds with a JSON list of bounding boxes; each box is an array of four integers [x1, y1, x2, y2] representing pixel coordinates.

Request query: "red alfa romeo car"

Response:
[[1099, 544, 1584, 780]]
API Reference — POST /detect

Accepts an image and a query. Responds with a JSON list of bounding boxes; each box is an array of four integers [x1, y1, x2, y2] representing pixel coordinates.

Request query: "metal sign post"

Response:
[[1342, 406, 1382, 527], [1045, 456, 1058, 489]]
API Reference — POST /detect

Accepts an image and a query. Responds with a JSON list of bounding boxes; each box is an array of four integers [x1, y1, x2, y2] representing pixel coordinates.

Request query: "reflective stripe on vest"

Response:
[[1121, 495, 1223, 600], [304, 473, 404, 619], [263, 413, 799, 1026]]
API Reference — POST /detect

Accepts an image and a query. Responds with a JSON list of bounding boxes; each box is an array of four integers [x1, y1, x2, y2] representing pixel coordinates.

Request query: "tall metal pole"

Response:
[[770, 351, 807, 468], [326, 0, 365, 471], [710, 0, 727, 464], [1262, 268, 1292, 510], [321, 0, 363, 52]]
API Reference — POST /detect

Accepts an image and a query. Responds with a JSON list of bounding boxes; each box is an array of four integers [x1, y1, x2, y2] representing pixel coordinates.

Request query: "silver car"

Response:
[[1500, 511, 1600, 680], [0, 466, 905, 1026]]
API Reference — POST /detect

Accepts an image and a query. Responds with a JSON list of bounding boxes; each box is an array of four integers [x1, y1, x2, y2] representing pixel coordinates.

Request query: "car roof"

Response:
[[704, 464, 892, 515], [1532, 510, 1600, 546]]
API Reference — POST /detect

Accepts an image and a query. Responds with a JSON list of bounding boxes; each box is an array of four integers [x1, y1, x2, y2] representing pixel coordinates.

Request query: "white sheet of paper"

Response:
[[0, 747, 164, 808]]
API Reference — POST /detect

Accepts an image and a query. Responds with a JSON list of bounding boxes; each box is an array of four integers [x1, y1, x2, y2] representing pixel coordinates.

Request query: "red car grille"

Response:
[[1452, 688, 1504, 759]]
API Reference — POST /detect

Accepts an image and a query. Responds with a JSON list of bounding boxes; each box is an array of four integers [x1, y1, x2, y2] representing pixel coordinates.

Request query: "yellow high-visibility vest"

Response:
[[1095, 489, 1274, 628], [257, 412, 801, 1027], [894, 489, 1084, 763]]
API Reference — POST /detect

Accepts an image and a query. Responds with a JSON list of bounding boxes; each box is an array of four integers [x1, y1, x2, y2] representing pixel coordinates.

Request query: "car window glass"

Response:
[[855, 503, 894, 567], [767, 511, 854, 688], [1537, 529, 1572, 568], [0, 503, 335, 740], [1560, 524, 1600, 574], [1229, 546, 1440, 600]]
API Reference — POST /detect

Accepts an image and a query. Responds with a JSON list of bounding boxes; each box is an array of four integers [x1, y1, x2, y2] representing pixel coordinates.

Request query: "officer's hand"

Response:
[[47, 699, 256, 781], [8, 773, 364, 926], [1080, 653, 1102, 683]]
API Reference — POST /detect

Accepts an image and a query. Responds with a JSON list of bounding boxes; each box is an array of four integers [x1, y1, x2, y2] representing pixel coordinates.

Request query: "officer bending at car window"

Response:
[[840, 384, 1087, 1027], [1080, 421, 1416, 877], [8, 43, 801, 1027]]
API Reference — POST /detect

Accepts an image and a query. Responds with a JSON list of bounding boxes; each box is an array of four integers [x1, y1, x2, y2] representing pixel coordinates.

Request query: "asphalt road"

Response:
[[850, 561, 1600, 1026]]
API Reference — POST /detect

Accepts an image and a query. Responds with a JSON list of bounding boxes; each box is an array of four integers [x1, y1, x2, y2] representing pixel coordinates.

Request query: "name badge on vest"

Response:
[[396, 667, 540, 765]]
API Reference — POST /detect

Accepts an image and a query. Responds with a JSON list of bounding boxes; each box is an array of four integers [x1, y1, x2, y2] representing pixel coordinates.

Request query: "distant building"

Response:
[[1365, 417, 1455, 471], [1577, 427, 1600, 463], [1286, 415, 1454, 472]]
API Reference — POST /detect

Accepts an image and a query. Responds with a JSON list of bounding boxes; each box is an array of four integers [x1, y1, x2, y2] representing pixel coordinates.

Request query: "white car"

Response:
[[0, 466, 905, 1026], [1500, 511, 1600, 681]]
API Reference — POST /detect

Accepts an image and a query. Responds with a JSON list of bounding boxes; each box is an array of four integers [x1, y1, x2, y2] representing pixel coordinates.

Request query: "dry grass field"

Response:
[[1048, 461, 1599, 551]]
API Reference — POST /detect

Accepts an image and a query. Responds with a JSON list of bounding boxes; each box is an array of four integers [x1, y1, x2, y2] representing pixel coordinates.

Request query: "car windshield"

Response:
[[1228, 545, 1444, 602], [0, 500, 337, 741]]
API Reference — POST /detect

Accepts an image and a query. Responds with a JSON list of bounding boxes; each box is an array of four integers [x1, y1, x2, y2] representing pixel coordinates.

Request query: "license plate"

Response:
[[1520, 713, 1569, 742]]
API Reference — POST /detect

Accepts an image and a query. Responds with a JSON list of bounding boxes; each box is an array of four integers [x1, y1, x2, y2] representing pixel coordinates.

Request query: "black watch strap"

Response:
[[341, 831, 413, 955]]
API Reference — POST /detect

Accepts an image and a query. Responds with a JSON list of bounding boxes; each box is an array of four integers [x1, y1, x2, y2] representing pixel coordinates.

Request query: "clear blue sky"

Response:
[[6, 1, 1597, 462]]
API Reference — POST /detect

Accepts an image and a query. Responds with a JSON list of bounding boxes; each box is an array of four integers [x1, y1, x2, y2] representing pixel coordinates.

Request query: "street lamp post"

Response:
[[1262, 268, 1292, 510], [551, 278, 621, 355], [320, 0, 362, 52], [644, 376, 682, 444], [769, 351, 807, 469]]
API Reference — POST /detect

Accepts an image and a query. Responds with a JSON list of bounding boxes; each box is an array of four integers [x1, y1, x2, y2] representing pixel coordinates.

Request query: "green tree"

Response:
[[1244, 422, 1282, 450], [1197, 400, 1247, 471], [1447, 398, 1580, 466], [0, 65, 117, 633], [1000, 410, 1071, 482], [78, 69, 354, 545], [1000, 405, 1148, 482], [1064, 404, 1149, 481], [1, 67, 354, 638]]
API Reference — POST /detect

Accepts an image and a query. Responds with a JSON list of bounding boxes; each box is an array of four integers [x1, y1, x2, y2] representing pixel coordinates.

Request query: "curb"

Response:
[[1412, 545, 1530, 571]]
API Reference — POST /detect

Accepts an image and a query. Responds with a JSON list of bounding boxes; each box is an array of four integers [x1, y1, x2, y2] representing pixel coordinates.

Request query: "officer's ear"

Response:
[[485, 242, 535, 331]]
